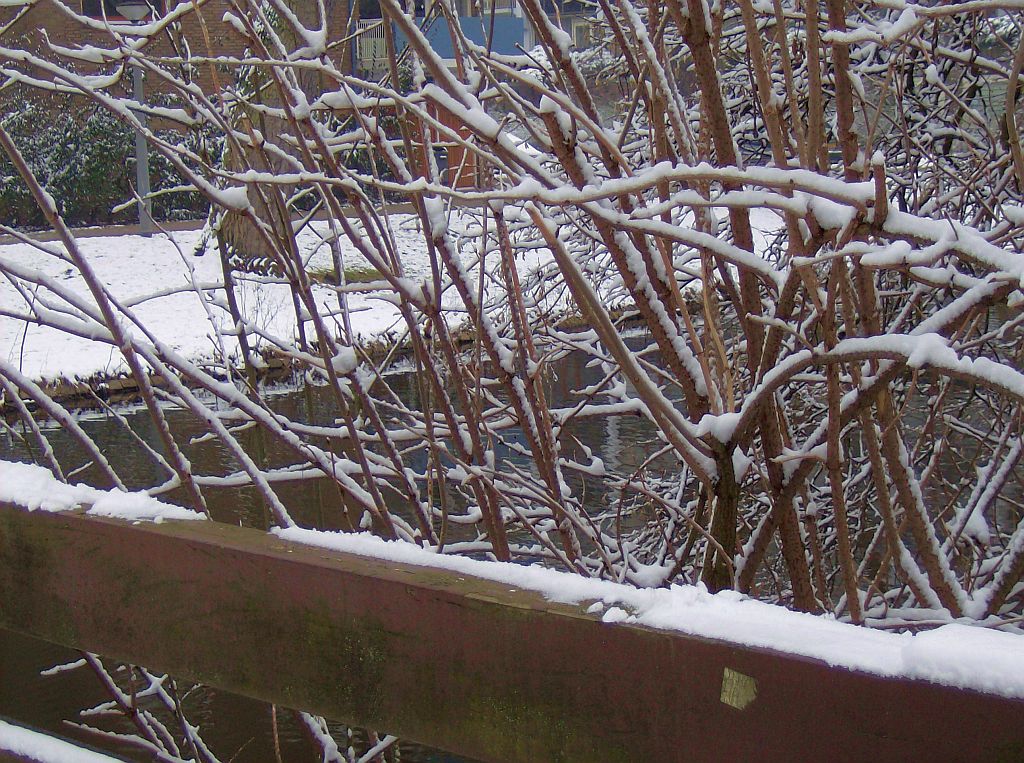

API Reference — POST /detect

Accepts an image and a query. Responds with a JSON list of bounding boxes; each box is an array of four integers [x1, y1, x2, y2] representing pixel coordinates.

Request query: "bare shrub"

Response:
[[1, 0, 1023, 630]]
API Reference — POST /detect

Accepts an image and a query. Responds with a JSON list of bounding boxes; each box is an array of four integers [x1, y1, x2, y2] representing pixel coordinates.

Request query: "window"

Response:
[[359, 0, 382, 20], [81, 0, 165, 19], [82, 0, 118, 16], [573, 21, 593, 49]]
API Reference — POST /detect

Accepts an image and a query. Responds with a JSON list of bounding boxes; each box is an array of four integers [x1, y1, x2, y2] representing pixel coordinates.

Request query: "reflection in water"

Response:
[[0, 343, 667, 534], [0, 627, 477, 762]]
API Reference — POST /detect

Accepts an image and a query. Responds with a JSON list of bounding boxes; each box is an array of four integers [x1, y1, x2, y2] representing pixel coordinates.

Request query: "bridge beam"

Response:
[[0, 504, 1021, 762]]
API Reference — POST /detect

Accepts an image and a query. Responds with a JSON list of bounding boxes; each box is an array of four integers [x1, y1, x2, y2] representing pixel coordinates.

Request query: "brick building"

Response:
[[0, 0, 355, 97], [0, 1, 490, 194]]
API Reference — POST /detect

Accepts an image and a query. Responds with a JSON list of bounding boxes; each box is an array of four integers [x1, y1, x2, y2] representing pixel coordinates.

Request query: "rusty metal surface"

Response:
[[0, 504, 1021, 762]]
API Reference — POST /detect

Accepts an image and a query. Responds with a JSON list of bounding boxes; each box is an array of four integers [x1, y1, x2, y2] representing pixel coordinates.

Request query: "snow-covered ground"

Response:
[[0, 209, 784, 384], [2, 458, 1022, 700], [0, 217, 434, 383]]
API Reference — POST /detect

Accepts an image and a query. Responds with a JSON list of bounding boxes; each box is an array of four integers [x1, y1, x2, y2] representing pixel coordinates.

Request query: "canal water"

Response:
[[0, 343, 664, 761]]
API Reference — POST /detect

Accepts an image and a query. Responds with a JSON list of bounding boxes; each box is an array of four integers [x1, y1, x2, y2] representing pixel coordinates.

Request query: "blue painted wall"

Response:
[[395, 16, 525, 58]]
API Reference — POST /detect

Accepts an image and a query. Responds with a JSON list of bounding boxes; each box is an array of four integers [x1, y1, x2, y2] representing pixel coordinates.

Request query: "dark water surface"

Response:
[[0, 627, 476, 762]]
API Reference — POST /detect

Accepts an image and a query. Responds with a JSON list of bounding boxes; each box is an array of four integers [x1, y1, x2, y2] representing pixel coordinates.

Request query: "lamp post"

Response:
[[114, 0, 155, 236]]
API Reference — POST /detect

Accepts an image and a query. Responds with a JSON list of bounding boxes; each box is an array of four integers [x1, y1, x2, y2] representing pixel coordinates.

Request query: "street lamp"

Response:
[[114, 0, 155, 236]]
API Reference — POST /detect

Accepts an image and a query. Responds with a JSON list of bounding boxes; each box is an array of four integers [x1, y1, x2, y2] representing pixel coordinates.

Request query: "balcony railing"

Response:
[[356, 18, 391, 74]]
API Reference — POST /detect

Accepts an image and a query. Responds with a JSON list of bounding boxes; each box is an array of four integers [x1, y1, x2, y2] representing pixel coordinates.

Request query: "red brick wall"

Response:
[[0, 0, 354, 99]]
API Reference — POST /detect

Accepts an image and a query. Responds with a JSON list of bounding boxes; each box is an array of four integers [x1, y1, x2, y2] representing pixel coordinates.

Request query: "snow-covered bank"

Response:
[[0, 209, 784, 386], [2, 457, 1020, 700]]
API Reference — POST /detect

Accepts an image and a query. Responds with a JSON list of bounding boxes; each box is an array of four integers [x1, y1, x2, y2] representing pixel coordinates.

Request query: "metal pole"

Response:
[[132, 62, 154, 236]]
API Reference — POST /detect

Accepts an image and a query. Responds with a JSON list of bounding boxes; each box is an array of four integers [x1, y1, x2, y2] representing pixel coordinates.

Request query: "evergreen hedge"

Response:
[[0, 101, 211, 229]]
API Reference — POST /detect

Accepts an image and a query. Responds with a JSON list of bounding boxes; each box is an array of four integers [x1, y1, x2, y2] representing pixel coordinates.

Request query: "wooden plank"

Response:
[[0, 504, 1021, 762]]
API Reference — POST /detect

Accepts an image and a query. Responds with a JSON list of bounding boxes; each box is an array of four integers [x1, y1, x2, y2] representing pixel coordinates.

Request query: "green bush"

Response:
[[0, 101, 210, 229]]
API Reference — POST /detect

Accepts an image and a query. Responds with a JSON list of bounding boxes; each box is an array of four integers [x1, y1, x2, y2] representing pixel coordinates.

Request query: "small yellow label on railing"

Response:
[[720, 667, 758, 710]]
